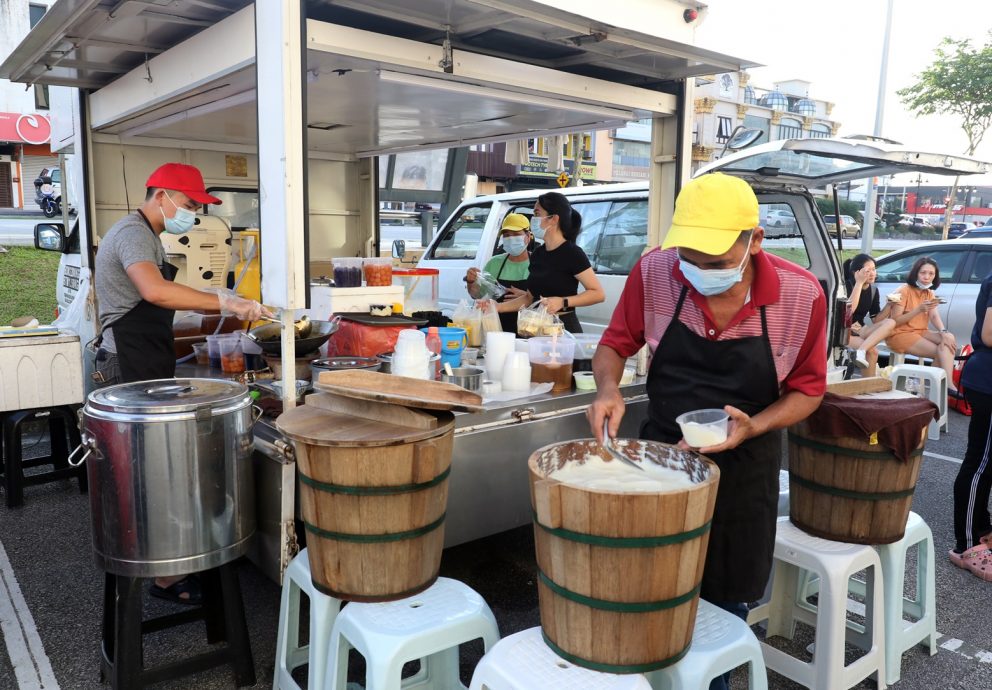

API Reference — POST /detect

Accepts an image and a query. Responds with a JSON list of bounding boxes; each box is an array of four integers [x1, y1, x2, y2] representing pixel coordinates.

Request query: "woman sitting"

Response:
[[844, 253, 896, 376], [884, 256, 959, 395]]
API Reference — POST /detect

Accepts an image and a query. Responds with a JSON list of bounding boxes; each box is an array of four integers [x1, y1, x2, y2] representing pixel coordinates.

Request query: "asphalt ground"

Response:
[[0, 408, 990, 690]]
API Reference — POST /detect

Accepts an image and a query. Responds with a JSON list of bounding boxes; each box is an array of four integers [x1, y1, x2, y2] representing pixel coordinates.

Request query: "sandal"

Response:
[[149, 575, 202, 605], [948, 546, 992, 582]]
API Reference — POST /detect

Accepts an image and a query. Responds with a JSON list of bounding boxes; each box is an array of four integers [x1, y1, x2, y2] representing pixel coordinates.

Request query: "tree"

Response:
[[897, 33, 992, 240]]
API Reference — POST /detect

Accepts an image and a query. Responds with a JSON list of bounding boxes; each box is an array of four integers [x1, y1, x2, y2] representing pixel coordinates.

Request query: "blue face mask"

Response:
[[678, 237, 752, 296], [501, 236, 528, 257], [530, 215, 546, 240], [161, 193, 196, 235]]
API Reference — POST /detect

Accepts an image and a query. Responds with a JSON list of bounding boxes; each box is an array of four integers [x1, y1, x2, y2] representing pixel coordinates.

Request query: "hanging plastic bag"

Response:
[[517, 301, 563, 338], [450, 299, 483, 347], [474, 271, 507, 300], [478, 299, 503, 336]]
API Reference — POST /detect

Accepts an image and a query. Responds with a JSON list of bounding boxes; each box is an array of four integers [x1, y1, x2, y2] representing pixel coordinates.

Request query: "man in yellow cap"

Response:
[[588, 173, 825, 681], [464, 213, 532, 331]]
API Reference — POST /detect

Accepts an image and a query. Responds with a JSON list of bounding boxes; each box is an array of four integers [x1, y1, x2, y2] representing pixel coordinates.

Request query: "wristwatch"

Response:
[[563, 298, 570, 310]]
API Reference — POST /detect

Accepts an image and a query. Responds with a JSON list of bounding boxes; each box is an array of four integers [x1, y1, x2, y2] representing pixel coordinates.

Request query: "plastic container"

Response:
[[573, 371, 597, 390], [219, 335, 245, 373], [392, 268, 439, 314], [675, 409, 729, 448], [191, 342, 209, 366], [205, 334, 227, 369], [501, 351, 531, 392], [332, 258, 363, 288], [462, 347, 479, 365], [363, 257, 393, 287], [394, 329, 427, 356], [528, 337, 575, 393], [426, 327, 442, 380], [485, 332, 516, 382]]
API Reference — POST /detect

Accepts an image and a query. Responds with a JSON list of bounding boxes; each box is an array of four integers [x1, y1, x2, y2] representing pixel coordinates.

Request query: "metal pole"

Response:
[[861, 0, 894, 253]]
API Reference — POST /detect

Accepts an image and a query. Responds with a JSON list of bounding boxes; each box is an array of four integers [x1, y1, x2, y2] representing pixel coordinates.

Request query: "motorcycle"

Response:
[[34, 174, 60, 218]]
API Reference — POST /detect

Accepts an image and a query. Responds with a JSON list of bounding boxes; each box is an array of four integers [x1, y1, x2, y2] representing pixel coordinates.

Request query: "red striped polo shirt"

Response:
[[600, 247, 827, 397]]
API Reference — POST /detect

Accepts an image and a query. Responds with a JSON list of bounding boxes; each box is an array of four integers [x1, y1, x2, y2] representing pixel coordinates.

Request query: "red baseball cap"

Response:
[[145, 163, 222, 205]]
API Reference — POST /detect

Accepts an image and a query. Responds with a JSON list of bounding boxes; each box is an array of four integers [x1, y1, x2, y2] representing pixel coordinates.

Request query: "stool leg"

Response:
[[922, 534, 938, 656], [418, 647, 461, 689], [49, 414, 69, 469], [307, 593, 341, 690], [366, 655, 404, 690], [202, 569, 227, 644], [328, 632, 351, 690], [766, 561, 799, 640], [112, 575, 145, 690], [219, 563, 256, 687], [3, 417, 24, 508], [273, 575, 302, 688]]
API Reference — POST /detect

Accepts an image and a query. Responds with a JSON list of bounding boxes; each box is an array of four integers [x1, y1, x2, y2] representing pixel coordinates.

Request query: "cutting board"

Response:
[[313, 370, 484, 413], [337, 312, 428, 327]]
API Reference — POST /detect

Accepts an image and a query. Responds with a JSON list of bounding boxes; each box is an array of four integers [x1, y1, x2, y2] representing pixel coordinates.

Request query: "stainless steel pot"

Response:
[[310, 356, 381, 381], [76, 379, 256, 577]]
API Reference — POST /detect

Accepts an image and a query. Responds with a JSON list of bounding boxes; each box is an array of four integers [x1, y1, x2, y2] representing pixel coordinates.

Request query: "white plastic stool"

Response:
[[794, 512, 937, 685], [274, 549, 342, 690], [777, 470, 790, 518], [327, 577, 500, 690], [468, 627, 651, 690], [749, 518, 887, 690], [646, 599, 768, 690], [890, 363, 948, 440], [887, 352, 906, 366]]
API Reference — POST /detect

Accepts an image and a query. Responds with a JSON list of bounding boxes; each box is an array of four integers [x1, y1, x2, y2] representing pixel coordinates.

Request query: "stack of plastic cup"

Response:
[[485, 332, 516, 382], [391, 329, 430, 379], [501, 351, 531, 392]]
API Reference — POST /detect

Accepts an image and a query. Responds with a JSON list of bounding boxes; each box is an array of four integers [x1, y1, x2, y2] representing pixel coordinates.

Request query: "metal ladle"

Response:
[[259, 314, 313, 339], [601, 419, 645, 472]]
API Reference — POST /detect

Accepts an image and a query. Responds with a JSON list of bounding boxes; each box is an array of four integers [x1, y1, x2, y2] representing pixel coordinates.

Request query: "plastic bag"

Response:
[[450, 299, 483, 347], [517, 301, 563, 338], [474, 271, 507, 300], [478, 299, 503, 336], [325, 320, 416, 358], [51, 267, 92, 334]]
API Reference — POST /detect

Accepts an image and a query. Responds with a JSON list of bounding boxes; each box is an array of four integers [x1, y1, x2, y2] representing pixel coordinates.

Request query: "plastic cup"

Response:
[[219, 335, 245, 373], [191, 342, 209, 366], [462, 347, 479, 365], [675, 409, 729, 448], [205, 334, 225, 369]]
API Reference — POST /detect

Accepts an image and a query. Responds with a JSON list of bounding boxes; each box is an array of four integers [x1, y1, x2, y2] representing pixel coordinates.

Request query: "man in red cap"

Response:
[[93, 163, 270, 602]]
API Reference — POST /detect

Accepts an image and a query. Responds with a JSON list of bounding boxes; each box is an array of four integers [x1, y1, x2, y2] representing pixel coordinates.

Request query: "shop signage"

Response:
[[0, 113, 52, 145]]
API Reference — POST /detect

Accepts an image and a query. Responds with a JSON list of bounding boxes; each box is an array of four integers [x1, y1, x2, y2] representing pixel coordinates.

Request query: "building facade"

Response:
[[0, 0, 57, 209]]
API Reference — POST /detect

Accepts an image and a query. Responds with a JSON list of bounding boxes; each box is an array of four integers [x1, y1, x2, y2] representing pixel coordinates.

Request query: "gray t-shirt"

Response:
[[95, 212, 167, 353]]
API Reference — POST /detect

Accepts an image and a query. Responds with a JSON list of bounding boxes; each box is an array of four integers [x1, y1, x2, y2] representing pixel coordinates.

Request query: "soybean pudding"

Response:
[[538, 440, 709, 492], [680, 423, 726, 448]]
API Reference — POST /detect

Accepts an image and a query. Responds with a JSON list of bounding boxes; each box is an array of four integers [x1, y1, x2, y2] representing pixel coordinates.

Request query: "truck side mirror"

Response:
[[34, 223, 65, 252], [391, 239, 406, 259]]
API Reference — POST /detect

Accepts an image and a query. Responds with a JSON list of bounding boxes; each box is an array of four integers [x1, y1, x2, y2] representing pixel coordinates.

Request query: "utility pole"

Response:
[[861, 0, 894, 253]]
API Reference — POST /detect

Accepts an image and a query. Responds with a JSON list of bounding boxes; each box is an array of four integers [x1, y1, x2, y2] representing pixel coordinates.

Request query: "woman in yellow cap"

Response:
[[465, 213, 532, 332]]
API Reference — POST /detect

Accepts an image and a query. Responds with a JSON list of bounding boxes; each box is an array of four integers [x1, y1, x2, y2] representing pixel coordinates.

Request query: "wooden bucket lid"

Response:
[[277, 401, 454, 447], [312, 370, 483, 413]]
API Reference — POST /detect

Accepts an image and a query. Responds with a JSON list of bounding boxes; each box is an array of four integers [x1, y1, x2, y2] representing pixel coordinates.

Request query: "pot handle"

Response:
[[68, 431, 99, 467], [249, 404, 264, 431]]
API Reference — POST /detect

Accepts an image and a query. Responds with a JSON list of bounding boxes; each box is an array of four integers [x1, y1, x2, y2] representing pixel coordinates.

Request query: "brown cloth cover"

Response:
[[806, 392, 939, 463]]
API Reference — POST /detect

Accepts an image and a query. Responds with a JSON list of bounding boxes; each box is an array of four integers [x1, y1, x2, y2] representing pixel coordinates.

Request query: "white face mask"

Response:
[[501, 236, 528, 257], [161, 193, 196, 235], [916, 280, 933, 290], [678, 236, 753, 296]]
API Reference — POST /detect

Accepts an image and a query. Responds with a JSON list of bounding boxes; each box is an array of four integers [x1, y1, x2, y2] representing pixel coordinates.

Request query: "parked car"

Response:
[[947, 222, 978, 239], [959, 227, 992, 240], [873, 238, 992, 352], [892, 215, 933, 233], [763, 209, 797, 229], [823, 214, 861, 239]]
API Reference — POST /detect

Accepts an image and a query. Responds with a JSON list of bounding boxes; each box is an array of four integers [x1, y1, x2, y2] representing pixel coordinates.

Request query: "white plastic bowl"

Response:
[[675, 408, 729, 448]]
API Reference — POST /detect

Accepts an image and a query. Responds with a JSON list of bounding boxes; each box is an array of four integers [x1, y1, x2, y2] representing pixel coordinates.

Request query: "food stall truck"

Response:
[[10, 0, 986, 584]]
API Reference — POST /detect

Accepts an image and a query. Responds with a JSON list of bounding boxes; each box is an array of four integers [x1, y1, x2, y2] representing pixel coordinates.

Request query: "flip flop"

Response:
[[948, 546, 992, 582], [149, 575, 202, 605]]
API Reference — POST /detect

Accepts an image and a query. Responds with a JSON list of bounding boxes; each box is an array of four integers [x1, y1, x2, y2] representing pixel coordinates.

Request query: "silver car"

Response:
[[873, 238, 992, 349]]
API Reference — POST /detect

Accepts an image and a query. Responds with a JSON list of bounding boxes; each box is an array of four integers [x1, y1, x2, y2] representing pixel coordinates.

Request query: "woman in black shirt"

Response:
[[497, 192, 604, 333], [844, 253, 896, 375]]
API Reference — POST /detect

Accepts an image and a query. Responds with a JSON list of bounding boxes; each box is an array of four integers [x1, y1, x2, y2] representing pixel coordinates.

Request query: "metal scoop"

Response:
[[259, 314, 313, 339], [601, 419, 645, 472]]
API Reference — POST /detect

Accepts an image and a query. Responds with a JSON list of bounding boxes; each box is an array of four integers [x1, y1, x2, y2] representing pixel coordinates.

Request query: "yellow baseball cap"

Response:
[[500, 213, 531, 233], [661, 173, 759, 256]]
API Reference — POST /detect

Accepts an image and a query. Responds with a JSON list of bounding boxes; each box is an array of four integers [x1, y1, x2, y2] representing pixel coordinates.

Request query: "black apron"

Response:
[[105, 211, 179, 384], [641, 287, 781, 602], [493, 254, 529, 334]]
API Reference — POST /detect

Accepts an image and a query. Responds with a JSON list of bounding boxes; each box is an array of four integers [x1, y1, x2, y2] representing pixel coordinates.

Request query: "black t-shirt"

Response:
[[526, 241, 591, 300], [847, 282, 880, 325]]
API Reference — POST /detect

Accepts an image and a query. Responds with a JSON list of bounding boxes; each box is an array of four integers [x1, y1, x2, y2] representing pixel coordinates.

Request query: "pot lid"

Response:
[[87, 378, 249, 414]]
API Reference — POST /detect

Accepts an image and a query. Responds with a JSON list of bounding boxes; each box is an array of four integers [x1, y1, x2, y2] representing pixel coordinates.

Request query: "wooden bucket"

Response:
[[788, 419, 926, 544], [529, 439, 719, 674], [277, 399, 454, 601]]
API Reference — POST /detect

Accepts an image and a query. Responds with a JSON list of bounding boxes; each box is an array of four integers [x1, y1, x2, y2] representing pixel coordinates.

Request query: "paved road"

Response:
[[0, 401, 989, 689], [0, 219, 42, 247]]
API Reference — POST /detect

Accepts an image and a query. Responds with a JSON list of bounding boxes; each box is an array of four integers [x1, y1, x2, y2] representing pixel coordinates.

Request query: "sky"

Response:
[[697, 0, 992, 186]]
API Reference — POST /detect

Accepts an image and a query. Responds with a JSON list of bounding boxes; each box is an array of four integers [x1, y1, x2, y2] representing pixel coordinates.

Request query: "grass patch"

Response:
[[0, 247, 62, 325]]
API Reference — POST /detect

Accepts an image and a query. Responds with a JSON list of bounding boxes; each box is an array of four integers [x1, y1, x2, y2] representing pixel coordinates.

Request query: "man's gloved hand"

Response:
[[216, 291, 273, 322]]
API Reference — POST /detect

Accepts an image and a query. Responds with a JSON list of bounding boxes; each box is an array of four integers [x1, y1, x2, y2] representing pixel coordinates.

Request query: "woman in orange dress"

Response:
[[885, 256, 959, 395]]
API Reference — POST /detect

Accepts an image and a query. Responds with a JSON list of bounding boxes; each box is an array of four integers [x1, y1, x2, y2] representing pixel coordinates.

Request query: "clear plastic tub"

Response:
[[528, 337, 575, 393], [333, 258, 363, 288], [363, 257, 393, 287], [392, 268, 439, 314], [191, 342, 209, 366], [675, 409, 729, 448], [219, 335, 245, 373]]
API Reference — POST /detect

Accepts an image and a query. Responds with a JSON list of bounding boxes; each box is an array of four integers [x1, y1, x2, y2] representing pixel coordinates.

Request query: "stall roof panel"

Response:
[[2, 0, 755, 90]]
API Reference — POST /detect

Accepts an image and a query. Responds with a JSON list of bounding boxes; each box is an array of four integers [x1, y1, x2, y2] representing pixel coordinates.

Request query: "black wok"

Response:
[[246, 317, 339, 355]]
